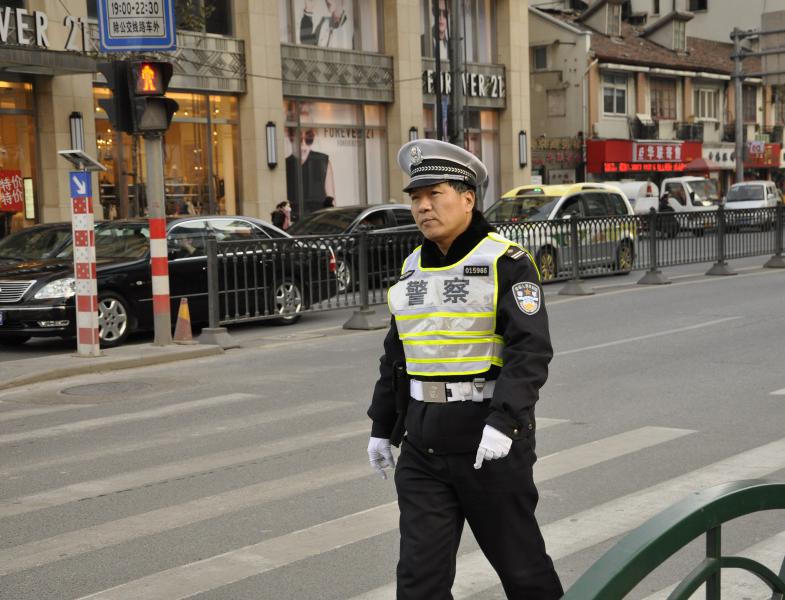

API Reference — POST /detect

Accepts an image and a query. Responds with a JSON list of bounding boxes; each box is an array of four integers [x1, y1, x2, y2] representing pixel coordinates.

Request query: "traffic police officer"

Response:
[[367, 139, 563, 599]]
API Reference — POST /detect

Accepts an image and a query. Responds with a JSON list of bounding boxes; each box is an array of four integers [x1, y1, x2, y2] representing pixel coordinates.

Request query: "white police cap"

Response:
[[397, 139, 488, 193]]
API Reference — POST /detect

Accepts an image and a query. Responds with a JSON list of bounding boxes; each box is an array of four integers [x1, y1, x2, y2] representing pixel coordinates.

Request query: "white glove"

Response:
[[367, 437, 396, 480], [474, 425, 513, 469]]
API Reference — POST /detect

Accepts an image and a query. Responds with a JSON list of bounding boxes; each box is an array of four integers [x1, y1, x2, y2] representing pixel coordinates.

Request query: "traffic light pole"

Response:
[[144, 132, 172, 346]]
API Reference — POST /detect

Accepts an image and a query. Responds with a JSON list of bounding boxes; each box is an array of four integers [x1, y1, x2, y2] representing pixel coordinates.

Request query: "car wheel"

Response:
[[270, 279, 303, 325], [335, 258, 353, 293], [615, 241, 634, 275], [536, 247, 557, 282], [0, 335, 31, 346], [98, 291, 132, 348]]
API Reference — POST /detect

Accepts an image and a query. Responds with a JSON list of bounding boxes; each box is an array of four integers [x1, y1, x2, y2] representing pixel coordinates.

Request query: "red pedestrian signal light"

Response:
[[126, 61, 178, 134], [131, 62, 172, 96]]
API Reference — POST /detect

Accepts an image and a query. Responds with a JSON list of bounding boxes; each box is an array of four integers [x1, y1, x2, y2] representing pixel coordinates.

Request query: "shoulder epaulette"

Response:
[[504, 246, 527, 261]]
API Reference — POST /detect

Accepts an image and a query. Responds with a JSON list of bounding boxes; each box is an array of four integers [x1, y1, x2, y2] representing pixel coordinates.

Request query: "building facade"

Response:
[[529, 0, 784, 195], [0, 0, 535, 238]]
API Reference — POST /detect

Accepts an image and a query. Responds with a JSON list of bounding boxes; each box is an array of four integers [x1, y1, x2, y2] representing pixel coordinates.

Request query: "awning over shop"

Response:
[[0, 46, 96, 76], [683, 157, 722, 172]]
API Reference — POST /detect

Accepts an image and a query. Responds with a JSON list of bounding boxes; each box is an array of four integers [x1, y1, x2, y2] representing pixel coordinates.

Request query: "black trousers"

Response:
[[394, 439, 563, 600]]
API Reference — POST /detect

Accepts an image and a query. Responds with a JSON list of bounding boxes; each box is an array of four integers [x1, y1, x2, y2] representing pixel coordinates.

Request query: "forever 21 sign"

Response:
[[0, 7, 91, 53], [423, 69, 506, 100]]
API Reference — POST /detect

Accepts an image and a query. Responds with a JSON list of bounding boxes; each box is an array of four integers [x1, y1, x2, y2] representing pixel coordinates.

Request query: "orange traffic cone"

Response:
[[173, 298, 198, 345]]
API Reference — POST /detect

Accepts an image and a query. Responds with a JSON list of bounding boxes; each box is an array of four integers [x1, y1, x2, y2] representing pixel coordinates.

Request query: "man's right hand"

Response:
[[367, 437, 396, 480]]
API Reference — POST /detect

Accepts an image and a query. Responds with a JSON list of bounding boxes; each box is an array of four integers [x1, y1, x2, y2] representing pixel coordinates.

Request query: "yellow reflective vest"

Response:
[[388, 232, 521, 377]]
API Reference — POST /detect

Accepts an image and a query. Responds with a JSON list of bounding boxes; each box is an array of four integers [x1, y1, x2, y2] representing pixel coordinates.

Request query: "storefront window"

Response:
[[0, 81, 36, 236], [420, 0, 495, 63], [280, 0, 383, 52], [94, 89, 240, 219], [284, 99, 387, 219]]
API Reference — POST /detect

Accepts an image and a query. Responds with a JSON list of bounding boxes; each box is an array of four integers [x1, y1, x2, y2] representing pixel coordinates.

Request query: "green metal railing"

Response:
[[563, 479, 785, 600]]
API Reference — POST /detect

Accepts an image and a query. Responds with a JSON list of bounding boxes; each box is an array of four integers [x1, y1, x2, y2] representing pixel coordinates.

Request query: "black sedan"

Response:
[[0, 216, 336, 348], [288, 204, 419, 291]]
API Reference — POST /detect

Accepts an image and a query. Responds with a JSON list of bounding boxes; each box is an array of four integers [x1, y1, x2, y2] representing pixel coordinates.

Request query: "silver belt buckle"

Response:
[[421, 382, 447, 403]]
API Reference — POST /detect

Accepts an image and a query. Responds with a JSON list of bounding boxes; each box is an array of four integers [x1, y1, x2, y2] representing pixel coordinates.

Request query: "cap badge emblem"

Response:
[[409, 145, 423, 166]]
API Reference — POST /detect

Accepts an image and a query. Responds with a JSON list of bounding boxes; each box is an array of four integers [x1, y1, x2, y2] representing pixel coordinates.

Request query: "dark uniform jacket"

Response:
[[368, 212, 553, 454]]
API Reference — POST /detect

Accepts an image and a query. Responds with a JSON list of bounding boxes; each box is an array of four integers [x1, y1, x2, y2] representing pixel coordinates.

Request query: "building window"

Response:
[[547, 89, 566, 117], [743, 85, 757, 122], [652, 0, 660, 14], [420, 0, 495, 62], [673, 20, 687, 51], [693, 88, 718, 120], [533, 47, 548, 71], [174, 0, 232, 35], [94, 90, 240, 218], [651, 77, 677, 120], [607, 3, 621, 37], [602, 74, 627, 116], [284, 100, 388, 219], [775, 89, 785, 125], [281, 0, 383, 52], [688, 0, 708, 11]]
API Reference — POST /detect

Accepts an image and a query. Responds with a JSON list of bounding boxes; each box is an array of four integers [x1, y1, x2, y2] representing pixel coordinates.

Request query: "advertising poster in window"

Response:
[[284, 102, 385, 218], [293, 0, 355, 50]]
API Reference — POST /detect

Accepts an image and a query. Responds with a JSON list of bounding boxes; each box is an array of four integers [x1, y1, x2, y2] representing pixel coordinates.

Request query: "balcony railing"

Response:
[[675, 122, 704, 141], [628, 117, 659, 140], [763, 125, 784, 144]]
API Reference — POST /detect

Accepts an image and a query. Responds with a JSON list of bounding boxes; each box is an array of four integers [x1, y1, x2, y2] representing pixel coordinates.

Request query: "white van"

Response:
[[724, 180, 782, 230], [604, 180, 659, 215]]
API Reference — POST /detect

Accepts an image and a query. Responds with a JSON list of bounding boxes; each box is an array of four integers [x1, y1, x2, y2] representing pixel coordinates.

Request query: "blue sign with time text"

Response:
[[97, 0, 176, 52]]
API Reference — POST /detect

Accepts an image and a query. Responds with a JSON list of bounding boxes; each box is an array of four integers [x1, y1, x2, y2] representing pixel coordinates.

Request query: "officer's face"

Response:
[[409, 182, 475, 253]]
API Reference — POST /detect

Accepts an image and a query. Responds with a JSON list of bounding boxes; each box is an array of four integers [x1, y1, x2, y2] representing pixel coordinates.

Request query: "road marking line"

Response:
[[71, 424, 688, 600], [556, 317, 741, 356], [641, 529, 785, 600], [0, 393, 260, 446], [0, 417, 565, 520], [350, 436, 785, 600], [0, 400, 354, 477], [771, 387, 785, 395], [0, 423, 570, 575], [0, 404, 84, 423]]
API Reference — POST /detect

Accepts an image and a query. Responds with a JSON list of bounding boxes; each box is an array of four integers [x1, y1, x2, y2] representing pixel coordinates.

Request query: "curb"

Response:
[[0, 345, 225, 392]]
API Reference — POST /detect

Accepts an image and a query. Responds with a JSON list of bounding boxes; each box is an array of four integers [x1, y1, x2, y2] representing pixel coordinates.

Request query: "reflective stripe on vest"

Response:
[[388, 233, 516, 377]]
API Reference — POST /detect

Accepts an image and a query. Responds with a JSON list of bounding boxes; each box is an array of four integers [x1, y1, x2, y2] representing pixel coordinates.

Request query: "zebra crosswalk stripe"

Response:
[[72, 425, 693, 600], [0, 393, 260, 446]]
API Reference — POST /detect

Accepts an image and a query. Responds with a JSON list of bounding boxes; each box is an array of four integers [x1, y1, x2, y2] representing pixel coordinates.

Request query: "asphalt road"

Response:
[[0, 256, 784, 599]]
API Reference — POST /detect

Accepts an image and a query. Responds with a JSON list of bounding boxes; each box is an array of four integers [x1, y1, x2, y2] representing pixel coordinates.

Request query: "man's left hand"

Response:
[[474, 425, 512, 469]]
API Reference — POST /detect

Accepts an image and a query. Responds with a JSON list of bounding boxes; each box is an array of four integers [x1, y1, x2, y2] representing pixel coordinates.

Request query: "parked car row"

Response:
[[0, 216, 337, 348]]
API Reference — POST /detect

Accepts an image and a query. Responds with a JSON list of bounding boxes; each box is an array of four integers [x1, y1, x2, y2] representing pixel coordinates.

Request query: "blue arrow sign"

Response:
[[97, 0, 176, 52], [70, 171, 92, 198]]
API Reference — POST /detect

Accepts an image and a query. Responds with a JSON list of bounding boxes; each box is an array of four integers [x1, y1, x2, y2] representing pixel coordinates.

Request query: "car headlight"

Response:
[[34, 278, 76, 300]]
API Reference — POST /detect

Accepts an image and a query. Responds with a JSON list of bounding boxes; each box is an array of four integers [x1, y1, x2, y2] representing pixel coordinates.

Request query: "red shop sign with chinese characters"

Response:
[[586, 139, 702, 174], [0, 170, 23, 213]]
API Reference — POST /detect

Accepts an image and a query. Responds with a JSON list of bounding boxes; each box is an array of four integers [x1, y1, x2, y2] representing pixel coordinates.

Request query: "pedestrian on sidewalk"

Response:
[[366, 139, 563, 599]]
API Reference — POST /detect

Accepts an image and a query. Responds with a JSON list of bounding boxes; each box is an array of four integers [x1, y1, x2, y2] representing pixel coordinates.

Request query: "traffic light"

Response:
[[127, 61, 179, 134], [97, 61, 133, 135]]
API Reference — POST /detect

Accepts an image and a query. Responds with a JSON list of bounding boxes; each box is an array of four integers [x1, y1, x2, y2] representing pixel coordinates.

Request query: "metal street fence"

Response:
[[206, 205, 785, 327]]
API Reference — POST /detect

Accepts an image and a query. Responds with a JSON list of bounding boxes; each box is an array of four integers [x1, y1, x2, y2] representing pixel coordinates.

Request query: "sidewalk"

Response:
[[0, 342, 224, 392]]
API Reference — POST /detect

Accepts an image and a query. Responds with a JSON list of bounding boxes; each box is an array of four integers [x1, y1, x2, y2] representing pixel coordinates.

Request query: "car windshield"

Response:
[[0, 227, 71, 260], [687, 179, 720, 205], [57, 222, 151, 259], [726, 185, 765, 202], [288, 210, 362, 235], [484, 196, 561, 222]]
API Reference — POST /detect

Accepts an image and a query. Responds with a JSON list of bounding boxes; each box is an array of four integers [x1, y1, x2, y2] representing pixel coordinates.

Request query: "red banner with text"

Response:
[[0, 169, 23, 213]]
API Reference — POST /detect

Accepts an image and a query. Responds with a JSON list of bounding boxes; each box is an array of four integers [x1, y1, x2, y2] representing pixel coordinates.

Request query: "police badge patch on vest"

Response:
[[512, 282, 541, 315]]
